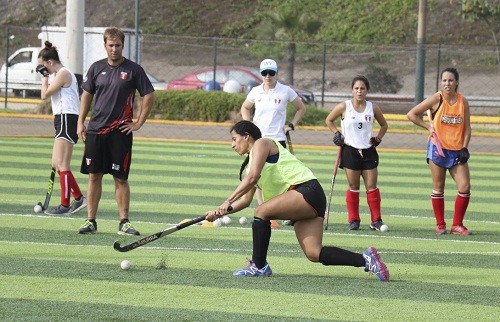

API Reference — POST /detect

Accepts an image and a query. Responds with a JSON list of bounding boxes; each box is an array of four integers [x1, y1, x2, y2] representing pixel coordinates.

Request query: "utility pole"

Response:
[[66, 0, 84, 92], [414, 0, 427, 105]]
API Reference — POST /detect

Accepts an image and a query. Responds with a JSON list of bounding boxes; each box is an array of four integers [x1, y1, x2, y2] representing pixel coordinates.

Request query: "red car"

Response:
[[166, 66, 315, 104]]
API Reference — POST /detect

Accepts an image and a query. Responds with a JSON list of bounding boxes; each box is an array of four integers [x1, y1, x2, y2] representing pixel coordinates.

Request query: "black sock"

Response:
[[319, 246, 365, 267], [120, 219, 129, 224], [252, 217, 271, 269]]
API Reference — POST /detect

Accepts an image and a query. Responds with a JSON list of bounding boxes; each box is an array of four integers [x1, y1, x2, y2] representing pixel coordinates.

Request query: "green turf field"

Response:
[[0, 137, 499, 321]]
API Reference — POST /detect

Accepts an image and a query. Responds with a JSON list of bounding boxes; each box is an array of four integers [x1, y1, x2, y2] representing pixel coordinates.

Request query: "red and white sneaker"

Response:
[[450, 225, 471, 235], [435, 224, 447, 235]]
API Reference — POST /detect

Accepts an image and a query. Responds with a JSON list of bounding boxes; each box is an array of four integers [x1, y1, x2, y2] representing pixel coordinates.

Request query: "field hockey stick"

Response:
[[113, 206, 232, 252], [324, 146, 342, 230], [426, 110, 445, 157], [36, 168, 56, 211], [286, 131, 294, 154]]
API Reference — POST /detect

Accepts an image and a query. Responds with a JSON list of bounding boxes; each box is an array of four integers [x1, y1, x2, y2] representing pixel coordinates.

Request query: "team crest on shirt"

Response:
[[365, 115, 372, 122], [274, 98, 281, 104], [120, 72, 128, 80]]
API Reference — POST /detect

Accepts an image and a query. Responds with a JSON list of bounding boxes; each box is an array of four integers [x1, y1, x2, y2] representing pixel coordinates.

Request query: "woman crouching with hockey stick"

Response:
[[205, 120, 389, 281]]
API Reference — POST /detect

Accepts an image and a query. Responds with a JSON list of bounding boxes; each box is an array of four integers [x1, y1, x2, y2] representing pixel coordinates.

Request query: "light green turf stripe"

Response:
[[1, 275, 498, 321]]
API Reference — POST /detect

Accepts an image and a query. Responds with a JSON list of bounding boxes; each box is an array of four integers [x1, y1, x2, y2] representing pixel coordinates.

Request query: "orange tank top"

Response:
[[432, 91, 465, 150]]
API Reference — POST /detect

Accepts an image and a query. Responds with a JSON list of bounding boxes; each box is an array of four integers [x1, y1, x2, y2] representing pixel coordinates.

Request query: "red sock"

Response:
[[431, 192, 445, 226], [59, 171, 70, 207], [367, 188, 382, 222], [453, 192, 470, 226], [346, 189, 360, 223], [60, 171, 83, 204]]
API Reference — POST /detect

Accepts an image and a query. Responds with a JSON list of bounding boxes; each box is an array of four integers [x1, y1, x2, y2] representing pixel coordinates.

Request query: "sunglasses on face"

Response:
[[261, 70, 276, 77]]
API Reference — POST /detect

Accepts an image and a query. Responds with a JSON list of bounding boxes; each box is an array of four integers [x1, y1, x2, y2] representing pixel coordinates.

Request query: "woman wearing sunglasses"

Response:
[[240, 58, 306, 228]]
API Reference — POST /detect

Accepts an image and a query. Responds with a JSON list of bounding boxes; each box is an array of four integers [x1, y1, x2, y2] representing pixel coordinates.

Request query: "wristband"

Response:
[[288, 123, 295, 131]]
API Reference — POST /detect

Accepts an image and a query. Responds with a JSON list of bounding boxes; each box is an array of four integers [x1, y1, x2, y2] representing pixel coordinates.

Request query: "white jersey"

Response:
[[246, 81, 298, 141], [341, 100, 374, 149], [49, 67, 80, 116]]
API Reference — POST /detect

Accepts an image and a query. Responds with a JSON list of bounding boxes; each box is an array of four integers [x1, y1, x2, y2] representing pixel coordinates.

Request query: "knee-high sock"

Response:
[[59, 171, 70, 207], [367, 188, 381, 222], [252, 217, 271, 269], [60, 171, 83, 205], [346, 189, 360, 223], [319, 246, 365, 267], [453, 192, 470, 226], [431, 191, 445, 226]]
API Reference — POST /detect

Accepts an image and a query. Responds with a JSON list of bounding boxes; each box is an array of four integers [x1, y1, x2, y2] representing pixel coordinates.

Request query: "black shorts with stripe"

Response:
[[81, 129, 133, 180], [340, 145, 379, 171], [54, 114, 79, 144]]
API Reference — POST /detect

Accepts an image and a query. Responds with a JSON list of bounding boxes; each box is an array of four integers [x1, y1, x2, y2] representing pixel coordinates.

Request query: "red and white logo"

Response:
[[120, 72, 128, 80]]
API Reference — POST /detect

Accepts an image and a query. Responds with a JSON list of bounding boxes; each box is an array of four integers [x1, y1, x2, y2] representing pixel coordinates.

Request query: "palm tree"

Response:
[[267, 8, 321, 85]]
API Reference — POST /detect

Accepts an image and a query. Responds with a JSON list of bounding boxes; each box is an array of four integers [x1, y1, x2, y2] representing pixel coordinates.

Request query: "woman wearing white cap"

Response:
[[240, 58, 306, 228]]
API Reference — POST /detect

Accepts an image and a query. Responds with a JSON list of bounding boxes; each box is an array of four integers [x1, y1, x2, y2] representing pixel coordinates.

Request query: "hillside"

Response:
[[0, 0, 496, 46]]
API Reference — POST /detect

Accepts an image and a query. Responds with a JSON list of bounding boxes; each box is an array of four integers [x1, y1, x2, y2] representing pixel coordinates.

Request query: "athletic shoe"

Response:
[[78, 219, 97, 234], [450, 225, 471, 235], [435, 224, 447, 235], [69, 196, 87, 214], [348, 220, 360, 230], [118, 221, 140, 236], [233, 260, 272, 277], [44, 204, 71, 215], [363, 246, 390, 282], [370, 220, 384, 231]]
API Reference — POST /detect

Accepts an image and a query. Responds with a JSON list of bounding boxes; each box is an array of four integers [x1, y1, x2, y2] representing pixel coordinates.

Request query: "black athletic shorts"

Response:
[[54, 114, 79, 144], [340, 145, 379, 171], [294, 179, 326, 217], [81, 129, 133, 180]]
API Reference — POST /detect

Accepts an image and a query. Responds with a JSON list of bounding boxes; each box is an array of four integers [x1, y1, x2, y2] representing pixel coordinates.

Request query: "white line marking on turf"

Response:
[[1, 241, 498, 255], [1, 213, 499, 246]]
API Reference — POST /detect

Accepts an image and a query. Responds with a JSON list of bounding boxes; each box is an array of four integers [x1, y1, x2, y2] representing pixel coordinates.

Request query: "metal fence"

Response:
[[1, 27, 498, 153]]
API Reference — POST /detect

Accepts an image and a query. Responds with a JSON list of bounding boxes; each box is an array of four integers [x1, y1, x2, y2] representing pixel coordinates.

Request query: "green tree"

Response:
[[265, 6, 321, 85], [455, 0, 500, 63]]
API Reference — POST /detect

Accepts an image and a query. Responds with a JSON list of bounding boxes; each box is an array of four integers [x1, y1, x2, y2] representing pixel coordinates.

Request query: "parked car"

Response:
[[146, 72, 168, 91], [166, 66, 316, 104]]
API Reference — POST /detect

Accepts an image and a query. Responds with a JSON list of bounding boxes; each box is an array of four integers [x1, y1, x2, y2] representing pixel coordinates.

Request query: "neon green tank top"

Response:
[[247, 138, 316, 201]]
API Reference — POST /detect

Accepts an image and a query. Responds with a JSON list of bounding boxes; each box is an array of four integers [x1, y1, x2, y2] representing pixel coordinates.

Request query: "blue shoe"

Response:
[[363, 247, 390, 282], [348, 220, 360, 230], [370, 220, 384, 231], [233, 260, 272, 277]]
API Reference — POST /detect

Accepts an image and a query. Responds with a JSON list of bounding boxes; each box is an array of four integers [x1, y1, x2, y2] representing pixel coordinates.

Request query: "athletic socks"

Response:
[[59, 170, 83, 207], [319, 246, 365, 267], [431, 191, 445, 226], [453, 191, 470, 226], [346, 189, 360, 223], [367, 188, 382, 222], [252, 217, 271, 269]]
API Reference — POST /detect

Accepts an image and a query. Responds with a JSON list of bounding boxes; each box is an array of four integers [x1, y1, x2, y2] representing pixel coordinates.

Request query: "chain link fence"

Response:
[[1, 27, 499, 153]]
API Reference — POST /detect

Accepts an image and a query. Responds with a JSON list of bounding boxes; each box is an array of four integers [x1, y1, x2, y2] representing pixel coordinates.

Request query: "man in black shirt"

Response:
[[77, 27, 155, 235]]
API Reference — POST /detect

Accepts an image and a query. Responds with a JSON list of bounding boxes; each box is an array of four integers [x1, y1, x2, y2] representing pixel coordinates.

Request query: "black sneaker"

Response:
[[79, 219, 97, 234], [118, 221, 140, 235], [370, 220, 384, 231], [348, 220, 360, 230], [69, 196, 87, 214], [44, 204, 71, 215]]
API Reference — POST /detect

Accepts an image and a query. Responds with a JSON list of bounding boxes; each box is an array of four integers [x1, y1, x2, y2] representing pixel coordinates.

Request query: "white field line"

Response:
[[1, 240, 499, 255], [1, 213, 499, 247]]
